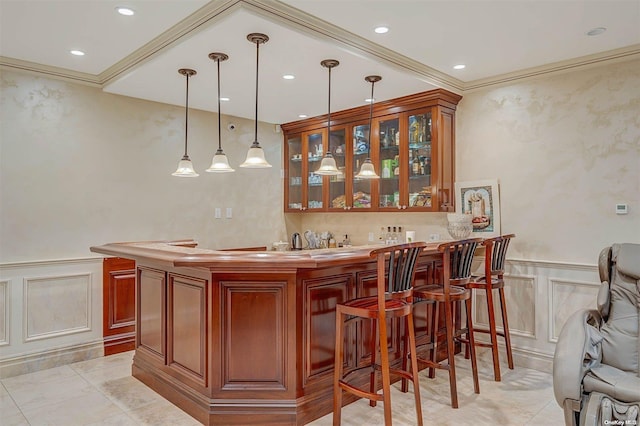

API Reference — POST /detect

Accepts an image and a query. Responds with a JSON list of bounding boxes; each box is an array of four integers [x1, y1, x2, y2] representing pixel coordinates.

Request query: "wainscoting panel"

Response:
[[474, 274, 537, 339], [24, 273, 92, 342], [0, 257, 103, 378], [548, 278, 600, 343], [0, 280, 8, 346]]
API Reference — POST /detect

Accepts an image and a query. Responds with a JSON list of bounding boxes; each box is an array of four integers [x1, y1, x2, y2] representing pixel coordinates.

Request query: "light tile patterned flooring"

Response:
[[0, 350, 564, 425]]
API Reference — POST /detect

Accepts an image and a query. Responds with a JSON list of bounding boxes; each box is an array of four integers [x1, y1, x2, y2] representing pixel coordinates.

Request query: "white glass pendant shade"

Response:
[[172, 155, 199, 177], [315, 153, 340, 175], [239, 142, 272, 168], [206, 149, 235, 172], [243, 33, 272, 169], [355, 158, 379, 179]]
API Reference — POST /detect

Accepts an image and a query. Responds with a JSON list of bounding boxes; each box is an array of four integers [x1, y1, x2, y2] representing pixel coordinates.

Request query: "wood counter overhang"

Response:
[[90, 239, 444, 425], [90, 239, 441, 270]]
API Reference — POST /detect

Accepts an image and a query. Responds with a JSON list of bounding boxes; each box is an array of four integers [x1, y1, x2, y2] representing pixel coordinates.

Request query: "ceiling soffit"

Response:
[[0, 0, 638, 94]]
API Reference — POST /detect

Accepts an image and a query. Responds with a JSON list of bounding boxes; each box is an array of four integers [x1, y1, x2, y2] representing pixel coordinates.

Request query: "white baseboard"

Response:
[[0, 340, 104, 379]]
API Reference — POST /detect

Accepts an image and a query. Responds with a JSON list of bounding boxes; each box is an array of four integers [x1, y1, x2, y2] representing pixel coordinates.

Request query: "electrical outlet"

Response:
[[215, 208, 221, 219], [226, 207, 232, 218]]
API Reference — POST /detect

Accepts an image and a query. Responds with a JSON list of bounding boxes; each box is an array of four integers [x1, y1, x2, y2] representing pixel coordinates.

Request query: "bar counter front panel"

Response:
[[90, 241, 448, 425]]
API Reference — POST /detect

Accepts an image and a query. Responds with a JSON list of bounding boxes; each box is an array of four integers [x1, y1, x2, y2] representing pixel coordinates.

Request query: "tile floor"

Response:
[[0, 350, 564, 425]]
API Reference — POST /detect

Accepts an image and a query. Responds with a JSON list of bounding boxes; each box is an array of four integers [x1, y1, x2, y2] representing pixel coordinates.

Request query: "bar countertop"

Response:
[[90, 239, 441, 270]]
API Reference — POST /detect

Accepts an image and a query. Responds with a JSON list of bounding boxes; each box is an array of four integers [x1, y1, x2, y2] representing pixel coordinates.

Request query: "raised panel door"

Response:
[[103, 257, 135, 355], [304, 274, 353, 381], [137, 267, 166, 360], [168, 274, 207, 387]]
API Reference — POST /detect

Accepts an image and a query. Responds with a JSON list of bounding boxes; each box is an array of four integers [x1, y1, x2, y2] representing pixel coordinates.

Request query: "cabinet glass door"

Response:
[[352, 123, 373, 209], [306, 132, 324, 210], [407, 111, 433, 209], [328, 128, 347, 211], [377, 117, 400, 209], [287, 135, 303, 210]]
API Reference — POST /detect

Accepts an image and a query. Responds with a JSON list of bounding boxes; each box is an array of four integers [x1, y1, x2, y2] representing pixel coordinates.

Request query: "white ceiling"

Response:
[[1, 0, 639, 124]]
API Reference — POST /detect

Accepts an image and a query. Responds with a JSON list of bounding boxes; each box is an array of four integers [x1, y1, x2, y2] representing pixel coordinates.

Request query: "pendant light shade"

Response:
[[315, 59, 341, 176], [172, 68, 199, 177], [206, 52, 235, 173], [355, 75, 381, 179], [240, 33, 272, 168]]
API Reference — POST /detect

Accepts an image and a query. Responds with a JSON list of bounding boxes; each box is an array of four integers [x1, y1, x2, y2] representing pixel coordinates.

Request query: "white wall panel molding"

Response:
[[473, 273, 537, 339], [0, 280, 9, 346], [548, 278, 600, 343], [507, 258, 597, 272], [0, 257, 103, 270], [23, 273, 92, 342]]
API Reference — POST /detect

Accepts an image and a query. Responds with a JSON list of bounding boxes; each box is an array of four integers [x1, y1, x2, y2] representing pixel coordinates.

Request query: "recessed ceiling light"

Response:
[[282, 74, 295, 80], [116, 7, 135, 16], [365, 98, 375, 103], [220, 97, 230, 102], [587, 27, 607, 36], [70, 50, 85, 56], [298, 114, 308, 118], [374, 26, 389, 34], [453, 64, 466, 70]]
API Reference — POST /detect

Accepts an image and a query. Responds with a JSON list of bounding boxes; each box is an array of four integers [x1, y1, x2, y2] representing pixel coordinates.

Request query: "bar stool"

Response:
[[464, 234, 515, 381], [409, 238, 482, 409], [333, 242, 427, 426]]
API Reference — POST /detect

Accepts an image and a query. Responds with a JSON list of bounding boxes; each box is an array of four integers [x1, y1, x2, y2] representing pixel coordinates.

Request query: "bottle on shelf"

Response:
[[412, 151, 420, 175], [398, 226, 403, 243]]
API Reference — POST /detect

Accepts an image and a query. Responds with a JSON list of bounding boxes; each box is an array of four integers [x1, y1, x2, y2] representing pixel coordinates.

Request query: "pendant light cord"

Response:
[[254, 40, 259, 144], [367, 79, 375, 158], [184, 72, 190, 158], [327, 65, 332, 142], [217, 58, 222, 152]]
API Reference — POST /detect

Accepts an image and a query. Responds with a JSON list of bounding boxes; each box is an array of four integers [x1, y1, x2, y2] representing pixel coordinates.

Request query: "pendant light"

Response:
[[239, 33, 272, 168], [206, 52, 234, 173], [172, 68, 199, 177], [315, 59, 341, 176], [355, 75, 381, 179]]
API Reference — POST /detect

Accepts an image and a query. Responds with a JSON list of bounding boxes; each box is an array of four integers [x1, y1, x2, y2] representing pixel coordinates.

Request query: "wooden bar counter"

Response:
[[90, 240, 443, 425]]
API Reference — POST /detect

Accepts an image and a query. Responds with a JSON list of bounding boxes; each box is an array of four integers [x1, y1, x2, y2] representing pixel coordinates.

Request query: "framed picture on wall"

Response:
[[455, 179, 501, 237]]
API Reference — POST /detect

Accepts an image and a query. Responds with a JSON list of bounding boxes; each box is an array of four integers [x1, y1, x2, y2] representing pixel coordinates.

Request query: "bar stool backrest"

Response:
[[370, 242, 428, 298], [438, 238, 483, 288], [485, 234, 516, 276]]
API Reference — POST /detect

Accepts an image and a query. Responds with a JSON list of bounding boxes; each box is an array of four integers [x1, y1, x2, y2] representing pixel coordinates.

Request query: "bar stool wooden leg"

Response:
[[428, 301, 439, 379], [465, 297, 480, 394], [333, 308, 344, 426], [407, 312, 424, 426], [444, 299, 458, 408], [499, 287, 515, 369], [485, 286, 501, 381], [378, 314, 393, 425], [369, 319, 378, 407]]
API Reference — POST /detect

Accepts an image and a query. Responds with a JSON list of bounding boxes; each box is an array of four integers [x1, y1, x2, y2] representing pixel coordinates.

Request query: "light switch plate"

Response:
[[215, 208, 222, 219], [226, 207, 232, 218]]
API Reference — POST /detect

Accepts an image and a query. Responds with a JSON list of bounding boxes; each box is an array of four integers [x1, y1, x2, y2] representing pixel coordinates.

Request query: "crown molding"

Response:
[[242, 0, 465, 93], [0, 56, 101, 87], [98, 0, 240, 85], [1, 1, 638, 96], [463, 44, 640, 92]]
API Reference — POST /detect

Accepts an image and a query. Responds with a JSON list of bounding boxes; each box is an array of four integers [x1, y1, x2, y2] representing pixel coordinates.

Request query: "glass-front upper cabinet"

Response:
[[377, 116, 401, 210], [352, 122, 373, 210], [286, 134, 303, 211], [327, 127, 347, 211], [406, 110, 433, 210], [306, 131, 324, 211]]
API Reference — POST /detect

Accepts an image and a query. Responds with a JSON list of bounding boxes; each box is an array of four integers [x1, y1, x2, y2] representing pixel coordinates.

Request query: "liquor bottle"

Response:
[[412, 151, 420, 175]]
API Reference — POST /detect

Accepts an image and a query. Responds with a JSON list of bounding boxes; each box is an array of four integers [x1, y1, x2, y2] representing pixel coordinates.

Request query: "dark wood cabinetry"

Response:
[[92, 241, 456, 425], [102, 257, 136, 355], [282, 89, 462, 213]]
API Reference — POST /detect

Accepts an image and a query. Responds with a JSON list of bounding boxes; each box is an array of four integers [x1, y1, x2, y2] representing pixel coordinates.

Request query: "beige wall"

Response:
[[296, 59, 640, 264], [0, 70, 286, 262]]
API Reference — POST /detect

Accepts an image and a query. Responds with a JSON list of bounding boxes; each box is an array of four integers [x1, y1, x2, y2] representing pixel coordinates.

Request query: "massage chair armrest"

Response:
[[553, 308, 603, 408]]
